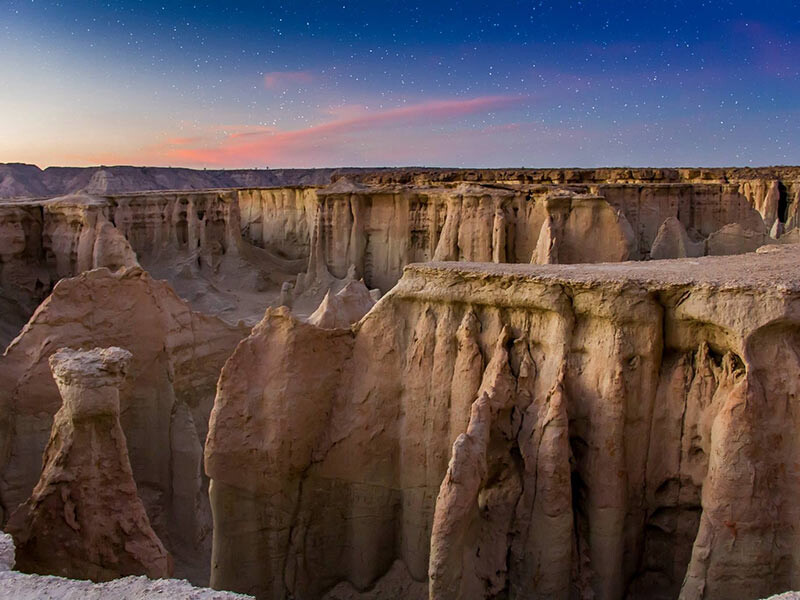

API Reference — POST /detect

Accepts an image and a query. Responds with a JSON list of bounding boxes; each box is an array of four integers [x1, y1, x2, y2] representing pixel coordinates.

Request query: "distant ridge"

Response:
[[0, 164, 387, 199], [2, 163, 799, 199]]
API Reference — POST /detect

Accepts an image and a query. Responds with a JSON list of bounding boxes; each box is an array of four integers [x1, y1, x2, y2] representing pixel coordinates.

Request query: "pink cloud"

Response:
[[263, 70, 314, 89], [165, 136, 202, 145], [165, 95, 528, 166]]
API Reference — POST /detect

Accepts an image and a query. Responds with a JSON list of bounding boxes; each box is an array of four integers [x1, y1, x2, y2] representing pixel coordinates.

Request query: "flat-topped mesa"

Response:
[[206, 245, 800, 600], [6, 347, 172, 582]]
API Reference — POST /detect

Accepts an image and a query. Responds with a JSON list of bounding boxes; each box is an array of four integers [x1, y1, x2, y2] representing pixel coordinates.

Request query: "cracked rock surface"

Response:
[[207, 244, 800, 600]]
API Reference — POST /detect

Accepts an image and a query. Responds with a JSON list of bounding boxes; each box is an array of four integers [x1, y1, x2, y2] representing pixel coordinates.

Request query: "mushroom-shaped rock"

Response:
[[6, 347, 172, 582]]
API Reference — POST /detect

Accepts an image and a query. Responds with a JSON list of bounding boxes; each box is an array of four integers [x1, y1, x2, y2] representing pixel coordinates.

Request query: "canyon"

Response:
[[1, 164, 800, 599]]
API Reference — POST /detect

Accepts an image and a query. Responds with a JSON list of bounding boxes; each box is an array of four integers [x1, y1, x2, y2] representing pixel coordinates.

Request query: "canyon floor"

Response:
[[1, 164, 800, 599]]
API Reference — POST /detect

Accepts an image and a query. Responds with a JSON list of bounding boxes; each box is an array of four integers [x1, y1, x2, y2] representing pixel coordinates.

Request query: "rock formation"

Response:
[[650, 217, 705, 259], [2, 167, 798, 348], [308, 280, 377, 329], [6, 347, 171, 581], [0, 267, 248, 582], [2, 165, 800, 598], [206, 244, 800, 600]]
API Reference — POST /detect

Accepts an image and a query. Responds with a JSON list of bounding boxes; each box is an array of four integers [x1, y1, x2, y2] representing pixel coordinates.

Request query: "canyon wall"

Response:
[[0, 189, 306, 347], [2, 173, 796, 345], [206, 245, 800, 600], [295, 179, 795, 294]]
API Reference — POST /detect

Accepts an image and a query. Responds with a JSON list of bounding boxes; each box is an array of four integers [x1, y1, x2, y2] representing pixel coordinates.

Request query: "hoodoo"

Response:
[[6, 347, 171, 581]]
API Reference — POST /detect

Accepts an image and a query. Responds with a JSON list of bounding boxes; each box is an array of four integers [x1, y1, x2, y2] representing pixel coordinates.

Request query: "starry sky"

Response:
[[1, 1, 799, 168]]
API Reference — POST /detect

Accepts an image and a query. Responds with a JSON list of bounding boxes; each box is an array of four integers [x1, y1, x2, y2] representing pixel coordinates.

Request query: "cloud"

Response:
[[165, 136, 202, 145], [263, 70, 314, 89], [164, 95, 529, 167]]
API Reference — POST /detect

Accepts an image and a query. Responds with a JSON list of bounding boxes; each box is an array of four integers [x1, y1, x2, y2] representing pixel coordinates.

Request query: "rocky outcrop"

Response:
[[706, 222, 772, 256], [0, 190, 307, 348], [650, 217, 705, 259], [6, 347, 171, 581], [206, 245, 800, 600], [307, 280, 376, 329], [0, 267, 248, 583], [293, 179, 788, 296], [300, 185, 641, 294]]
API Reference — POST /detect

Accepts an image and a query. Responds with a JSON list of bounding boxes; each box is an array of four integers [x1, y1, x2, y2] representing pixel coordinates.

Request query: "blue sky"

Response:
[[1, 1, 798, 167]]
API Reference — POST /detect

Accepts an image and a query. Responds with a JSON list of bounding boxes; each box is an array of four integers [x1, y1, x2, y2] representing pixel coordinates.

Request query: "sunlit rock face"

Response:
[[207, 245, 800, 600]]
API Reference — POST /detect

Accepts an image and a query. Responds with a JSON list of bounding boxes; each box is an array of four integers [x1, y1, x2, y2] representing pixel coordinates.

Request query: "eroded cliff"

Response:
[[206, 244, 800, 600]]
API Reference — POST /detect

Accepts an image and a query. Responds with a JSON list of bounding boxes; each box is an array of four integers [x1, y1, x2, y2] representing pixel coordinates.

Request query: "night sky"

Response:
[[1, 1, 799, 168]]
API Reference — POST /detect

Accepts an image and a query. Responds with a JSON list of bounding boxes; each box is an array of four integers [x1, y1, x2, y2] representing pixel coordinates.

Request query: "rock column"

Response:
[[6, 346, 171, 582]]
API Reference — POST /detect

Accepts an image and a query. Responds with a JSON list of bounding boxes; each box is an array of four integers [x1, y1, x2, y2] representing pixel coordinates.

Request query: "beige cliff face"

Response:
[[294, 177, 793, 297], [0, 189, 307, 348], [2, 166, 800, 598], [0, 267, 248, 583], [206, 245, 800, 600], [6, 347, 171, 581], [1, 168, 798, 349]]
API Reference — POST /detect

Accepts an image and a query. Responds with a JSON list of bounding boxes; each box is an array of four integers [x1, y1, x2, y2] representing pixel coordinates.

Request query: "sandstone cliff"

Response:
[[0, 190, 305, 347], [0, 267, 248, 582], [6, 347, 171, 581], [293, 179, 787, 295], [206, 244, 800, 600]]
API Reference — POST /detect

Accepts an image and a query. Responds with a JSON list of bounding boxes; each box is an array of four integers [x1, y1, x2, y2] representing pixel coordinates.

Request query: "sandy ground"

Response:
[[414, 243, 800, 292], [0, 532, 251, 599]]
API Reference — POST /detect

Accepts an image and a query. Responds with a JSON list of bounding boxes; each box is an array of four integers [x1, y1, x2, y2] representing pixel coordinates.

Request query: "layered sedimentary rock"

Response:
[[2, 170, 797, 347], [0, 267, 248, 582], [207, 244, 800, 600], [650, 217, 705, 260], [294, 178, 789, 294], [307, 280, 376, 329], [6, 347, 171, 581], [0, 189, 305, 347]]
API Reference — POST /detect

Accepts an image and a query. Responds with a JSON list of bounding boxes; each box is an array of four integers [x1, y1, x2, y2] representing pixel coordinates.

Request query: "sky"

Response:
[[1, 1, 799, 168]]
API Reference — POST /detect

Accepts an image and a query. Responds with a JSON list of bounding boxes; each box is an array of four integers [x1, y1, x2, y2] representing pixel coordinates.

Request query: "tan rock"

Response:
[[207, 246, 800, 600], [650, 217, 705, 259], [0, 267, 247, 583], [6, 347, 171, 581], [308, 279, 377, 328], [706, 222, 773, 255]]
